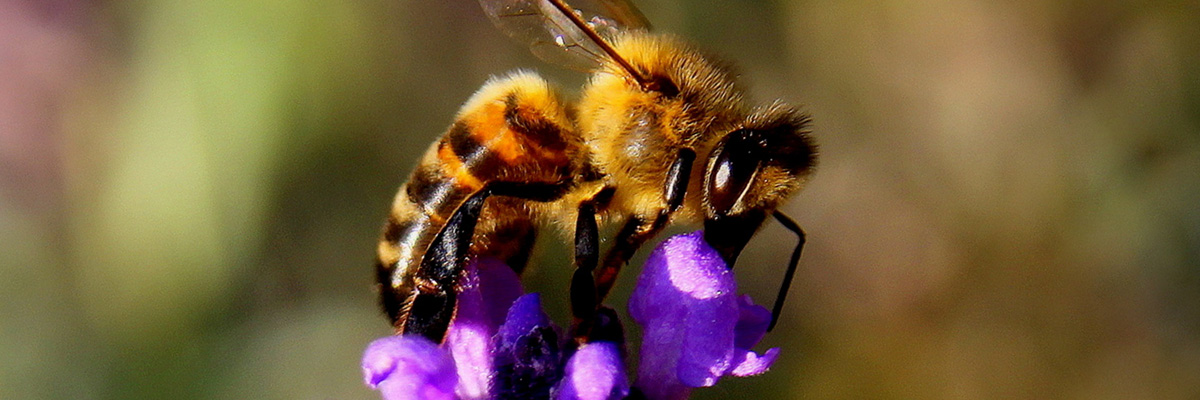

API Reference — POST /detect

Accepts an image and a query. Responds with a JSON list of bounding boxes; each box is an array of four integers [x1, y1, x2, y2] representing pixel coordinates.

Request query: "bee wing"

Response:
[[479, 0, 651, 72], [588, 0, 652, 30]]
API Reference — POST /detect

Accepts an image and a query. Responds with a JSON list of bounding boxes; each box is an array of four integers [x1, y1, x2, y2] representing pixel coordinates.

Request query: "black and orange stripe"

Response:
[[376, 73, 579, 332]]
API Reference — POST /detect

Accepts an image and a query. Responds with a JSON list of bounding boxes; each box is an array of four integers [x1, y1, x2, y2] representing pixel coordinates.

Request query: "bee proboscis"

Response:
[[375, 0, 817, 342]]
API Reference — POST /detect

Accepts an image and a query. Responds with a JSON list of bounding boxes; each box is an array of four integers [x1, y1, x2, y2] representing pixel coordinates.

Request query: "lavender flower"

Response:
[[629, 231, 779, 400], [362, 231, 780, 400], [556, 342, 627, 400], [362, 335, 457, 400], [444, 258, 525, 398]]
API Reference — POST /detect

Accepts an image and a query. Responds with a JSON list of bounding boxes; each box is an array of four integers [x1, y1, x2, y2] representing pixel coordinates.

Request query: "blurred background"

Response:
[[2, 0, 1198, 398]]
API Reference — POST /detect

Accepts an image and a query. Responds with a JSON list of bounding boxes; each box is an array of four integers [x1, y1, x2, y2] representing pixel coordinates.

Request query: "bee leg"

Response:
[[663, 148, 696, 213], [570, 201, 600, 340], [767, 211, 806, 332], [593, 213, 668, 302], [591, 148, 693, 302], [405, 180, 571, 342], [404, 189, 489, 341]]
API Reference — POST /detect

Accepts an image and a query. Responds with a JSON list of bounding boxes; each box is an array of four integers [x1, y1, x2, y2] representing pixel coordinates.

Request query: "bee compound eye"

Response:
[[707, 130, 763, 216]]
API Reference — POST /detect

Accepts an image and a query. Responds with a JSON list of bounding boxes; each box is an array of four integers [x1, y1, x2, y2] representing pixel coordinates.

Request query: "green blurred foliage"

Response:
[[1, 0, 1198, 398]]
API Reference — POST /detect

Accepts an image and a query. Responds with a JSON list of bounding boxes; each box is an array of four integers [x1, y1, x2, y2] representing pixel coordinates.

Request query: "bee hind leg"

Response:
[[404, 180, 572, 342]]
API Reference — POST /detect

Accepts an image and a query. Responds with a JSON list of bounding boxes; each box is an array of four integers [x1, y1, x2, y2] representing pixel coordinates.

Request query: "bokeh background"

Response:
[[3, 0, 1198, 398]]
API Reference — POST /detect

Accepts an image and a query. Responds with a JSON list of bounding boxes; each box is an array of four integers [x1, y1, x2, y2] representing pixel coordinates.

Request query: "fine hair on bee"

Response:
[[374, 0, 817, 343]]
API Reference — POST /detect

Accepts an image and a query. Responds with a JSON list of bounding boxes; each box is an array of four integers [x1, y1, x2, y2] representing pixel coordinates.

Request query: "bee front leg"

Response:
[[593, 213, 667, 303], [663, 148, 696, 213], [767, 211, 806, 332]]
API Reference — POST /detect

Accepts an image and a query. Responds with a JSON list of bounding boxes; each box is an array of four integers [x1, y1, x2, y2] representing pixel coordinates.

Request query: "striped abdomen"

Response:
[[376, 73, 579, 332]]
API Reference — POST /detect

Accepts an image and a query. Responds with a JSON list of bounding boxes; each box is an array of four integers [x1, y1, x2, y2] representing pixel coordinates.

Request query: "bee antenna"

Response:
[[546, 0, 653, 90]]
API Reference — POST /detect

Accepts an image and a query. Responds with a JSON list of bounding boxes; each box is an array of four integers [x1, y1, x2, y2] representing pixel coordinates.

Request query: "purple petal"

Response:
[[629, 231, 784, 398], [444, 257, 524, 399], [496, 293, 552, 346], [729, 347, 780, 377], [733, 295, 771, 350], [630, 231, 736, 399], [554, 342, 629, 400], [492, 293, 564, 399], [727, 295, 779, 376], [471, 257, 526, 326], [362, 335, 457, 400], [675, 295, 738, 387]]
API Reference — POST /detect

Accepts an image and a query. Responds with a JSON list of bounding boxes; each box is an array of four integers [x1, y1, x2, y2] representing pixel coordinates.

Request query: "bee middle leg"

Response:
[[570, 202, 668, 343], [404, 180, 571, 342], [569, 200, 600, 340]]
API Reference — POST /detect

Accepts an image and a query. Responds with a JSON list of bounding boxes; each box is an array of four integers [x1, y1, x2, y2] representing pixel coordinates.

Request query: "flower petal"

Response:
[[630, 231, 737, 399], [445, 257, 524, 399], [554, 342, 629, 400], [496, 293, 552, 346], [629, 231, 784, 398], [727, 295, 779, 376], [362, 335, 457, 400], [729, 347, 780, 377], [492, 293, 564, 399], [472, 257, 527, 326], [733, 295, 771, 350]]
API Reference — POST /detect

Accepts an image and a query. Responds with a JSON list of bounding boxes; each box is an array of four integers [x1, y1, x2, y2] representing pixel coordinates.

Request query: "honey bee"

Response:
[[376, 0, 817, 343]]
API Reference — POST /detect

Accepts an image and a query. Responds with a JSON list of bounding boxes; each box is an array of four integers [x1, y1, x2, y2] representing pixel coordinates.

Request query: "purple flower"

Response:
[[362, 335, 458, 400], [555, 341, 628, 400], [362, 231, 779, 400], [491, 293, 563, 399], [629, 231, 779, 400], [443, 258, 524, 398]]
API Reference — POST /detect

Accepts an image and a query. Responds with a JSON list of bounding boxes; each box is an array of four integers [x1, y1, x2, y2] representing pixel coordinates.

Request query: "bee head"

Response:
[[702, 104, 816, 263]]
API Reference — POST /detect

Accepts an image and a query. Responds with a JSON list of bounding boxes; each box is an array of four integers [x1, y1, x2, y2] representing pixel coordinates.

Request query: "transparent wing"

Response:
[[479, 0, 651, 72], [589, 0, 651, 30]]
